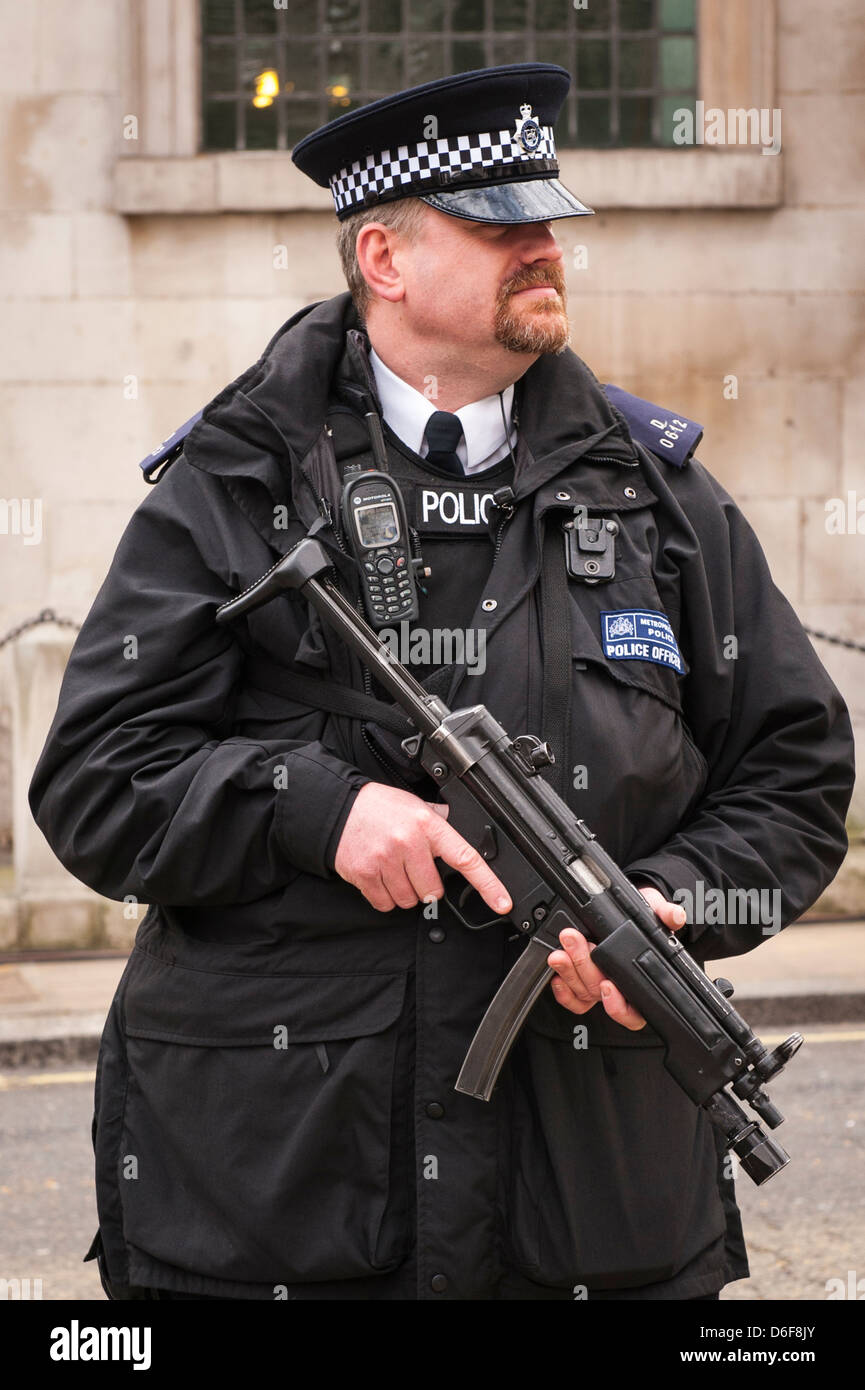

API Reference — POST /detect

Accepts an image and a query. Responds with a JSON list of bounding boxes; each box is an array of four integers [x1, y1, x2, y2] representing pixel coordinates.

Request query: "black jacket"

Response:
[[29, 293, 854, 1300]]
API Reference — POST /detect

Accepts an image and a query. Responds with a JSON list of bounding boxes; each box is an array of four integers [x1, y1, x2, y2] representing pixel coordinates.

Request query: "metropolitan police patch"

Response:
[[601, 609, 685, 674]]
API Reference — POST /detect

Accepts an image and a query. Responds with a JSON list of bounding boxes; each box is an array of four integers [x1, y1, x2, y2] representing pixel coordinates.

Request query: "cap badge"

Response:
[[512, 103, 543, 153]]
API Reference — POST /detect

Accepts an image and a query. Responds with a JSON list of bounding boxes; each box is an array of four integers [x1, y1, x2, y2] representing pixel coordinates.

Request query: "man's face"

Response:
[[395, 204, 570, 359]]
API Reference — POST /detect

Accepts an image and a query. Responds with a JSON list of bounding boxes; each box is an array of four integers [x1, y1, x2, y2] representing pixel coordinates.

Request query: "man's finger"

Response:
[[401, 842, 445, 907], [637, 884, 687, 931], [599, 979, 646, 1030], [427, 816, 512, 914], [554, 929, 606, 994], [547, 942, 599, 1005]]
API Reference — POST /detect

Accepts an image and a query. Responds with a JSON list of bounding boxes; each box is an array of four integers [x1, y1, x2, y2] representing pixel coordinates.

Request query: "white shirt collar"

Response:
[[367, 344, 515, 475]]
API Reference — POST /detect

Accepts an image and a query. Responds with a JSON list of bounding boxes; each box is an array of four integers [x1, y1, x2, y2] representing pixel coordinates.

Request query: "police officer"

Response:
[[30, 64, 853, 1301]]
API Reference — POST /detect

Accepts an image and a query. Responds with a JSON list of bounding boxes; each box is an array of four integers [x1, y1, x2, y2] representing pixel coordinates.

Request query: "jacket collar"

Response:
[[182, 291, 639, 496]]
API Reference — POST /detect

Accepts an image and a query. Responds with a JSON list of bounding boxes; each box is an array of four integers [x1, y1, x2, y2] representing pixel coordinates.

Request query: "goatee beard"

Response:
[[494, 263, 570, 355]]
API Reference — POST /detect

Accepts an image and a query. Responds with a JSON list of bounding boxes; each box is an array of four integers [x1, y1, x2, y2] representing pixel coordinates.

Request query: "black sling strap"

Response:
[[242, 654, 415, 737], [540, 516, 572, 801]]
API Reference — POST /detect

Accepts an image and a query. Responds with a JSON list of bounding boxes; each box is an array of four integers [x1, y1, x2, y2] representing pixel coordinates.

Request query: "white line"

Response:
[[0, 1070, 96, 1090], [760, 1029, 865, 1045]]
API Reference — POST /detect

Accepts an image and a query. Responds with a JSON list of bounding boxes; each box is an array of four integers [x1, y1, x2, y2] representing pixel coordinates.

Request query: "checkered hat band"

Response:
[[329, 125, 557, 214]]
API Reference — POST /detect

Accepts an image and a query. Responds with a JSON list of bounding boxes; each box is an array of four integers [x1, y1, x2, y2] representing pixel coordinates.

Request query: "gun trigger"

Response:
[[478, 825, 498, 861]]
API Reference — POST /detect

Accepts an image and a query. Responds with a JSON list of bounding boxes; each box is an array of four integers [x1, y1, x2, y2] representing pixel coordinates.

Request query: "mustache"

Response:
[[500, 264, 567, 298]]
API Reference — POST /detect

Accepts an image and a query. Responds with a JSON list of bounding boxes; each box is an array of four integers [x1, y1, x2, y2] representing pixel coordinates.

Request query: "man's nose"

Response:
[[517, 222, 564, 266]]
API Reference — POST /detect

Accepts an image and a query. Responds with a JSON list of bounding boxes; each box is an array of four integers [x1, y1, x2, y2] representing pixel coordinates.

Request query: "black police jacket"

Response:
[[29, 292, 854, 1300]]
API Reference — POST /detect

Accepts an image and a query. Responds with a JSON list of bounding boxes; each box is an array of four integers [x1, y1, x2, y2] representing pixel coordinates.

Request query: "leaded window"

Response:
[[201, 0, 697, 152]]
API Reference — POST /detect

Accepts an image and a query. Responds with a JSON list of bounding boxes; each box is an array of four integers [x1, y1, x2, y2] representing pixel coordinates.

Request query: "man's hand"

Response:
[[334, 781, 513, 916], [547, 885, 687, 1031]]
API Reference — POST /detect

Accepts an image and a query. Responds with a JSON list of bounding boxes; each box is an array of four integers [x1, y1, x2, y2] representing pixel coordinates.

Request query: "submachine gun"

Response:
[[216, 536, 804, 1185]]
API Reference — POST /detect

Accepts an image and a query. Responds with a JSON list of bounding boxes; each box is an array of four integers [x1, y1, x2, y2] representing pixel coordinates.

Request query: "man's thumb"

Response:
[[428, 802, 450, 818]]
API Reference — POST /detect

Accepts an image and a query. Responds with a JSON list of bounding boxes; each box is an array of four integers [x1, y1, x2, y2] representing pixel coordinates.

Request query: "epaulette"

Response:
[[138, 408, 204, 484], [602, 384, 703, 468]]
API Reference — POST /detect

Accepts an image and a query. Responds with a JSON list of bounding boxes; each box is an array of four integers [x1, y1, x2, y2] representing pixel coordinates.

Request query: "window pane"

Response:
[[368, 39, 403, 91], [244, 0, 277, 35], [619, 95, 653, 145], [554, 100, 577, 148], [286, 100, 325, 149], [660, 0, 696, 29], [660, 35, 695, 88], [577, 0, 611, 31], [619, 0, 653, 29], [577, 39, 610, 90], [283, 41, 319, 97], [203, 99, 237, 150], [493, 37, 530, 66], [452, 39, 487, 73], [326, 0, 361, 34], [453, 0, 484, 31], [369, 0, 402, 30], [660, 94, 694, 144], [537, 38, 573, 68], [241, 38, 280, 97], [246, 98, 278, 148], [577, 96, 611, 145], [326, 38, 362, 97], [407, 0, 446, 30], [203, 0, 234, 37], [285, 4, 319, 35], [406, 38, 446, 82], [203, 40, 236, 96], [326, 77, 357, 110], [619, 37, 654, 89], [497, 0, 528, 26]]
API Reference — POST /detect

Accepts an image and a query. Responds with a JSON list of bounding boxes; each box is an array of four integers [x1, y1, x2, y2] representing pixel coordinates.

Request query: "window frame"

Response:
[[114, 0, 781, 214]]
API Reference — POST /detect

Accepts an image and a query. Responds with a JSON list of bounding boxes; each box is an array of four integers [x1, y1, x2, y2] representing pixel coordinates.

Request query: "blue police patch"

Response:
[[601, 609, 685, 674]]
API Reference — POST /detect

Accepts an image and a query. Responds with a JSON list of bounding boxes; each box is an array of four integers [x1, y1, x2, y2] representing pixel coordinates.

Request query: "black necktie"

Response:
[[424, 411, 465, 477]]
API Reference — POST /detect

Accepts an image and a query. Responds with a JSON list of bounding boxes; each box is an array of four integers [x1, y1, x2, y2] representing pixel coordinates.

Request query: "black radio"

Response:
[[341, 469, 420, 628]]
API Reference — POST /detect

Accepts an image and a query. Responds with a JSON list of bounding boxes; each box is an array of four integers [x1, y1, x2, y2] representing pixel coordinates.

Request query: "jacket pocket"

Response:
[[505, 988, 728, 1289], [118, 951, 413, 1286]]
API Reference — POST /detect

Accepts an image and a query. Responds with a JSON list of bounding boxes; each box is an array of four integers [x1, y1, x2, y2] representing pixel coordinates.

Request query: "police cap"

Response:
[[291, 63, 593, 225]]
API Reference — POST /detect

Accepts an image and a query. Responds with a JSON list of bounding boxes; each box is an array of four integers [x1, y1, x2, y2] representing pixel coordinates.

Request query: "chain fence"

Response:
[[1, 611, 864, 655]]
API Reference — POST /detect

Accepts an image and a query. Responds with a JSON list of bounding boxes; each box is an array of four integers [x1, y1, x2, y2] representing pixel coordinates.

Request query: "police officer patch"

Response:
[[601, 609, 685, 674], [415, 484, 498, 535]]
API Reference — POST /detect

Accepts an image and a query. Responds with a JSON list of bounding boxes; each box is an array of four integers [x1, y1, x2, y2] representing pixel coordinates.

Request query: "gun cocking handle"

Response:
[[512, 734, 555, 774]]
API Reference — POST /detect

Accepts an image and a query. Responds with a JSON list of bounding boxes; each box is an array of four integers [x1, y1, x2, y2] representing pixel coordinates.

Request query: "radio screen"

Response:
[[355, 501, 399, 548]]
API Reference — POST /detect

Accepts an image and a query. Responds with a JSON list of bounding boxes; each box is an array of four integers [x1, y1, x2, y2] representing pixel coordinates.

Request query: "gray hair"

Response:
[[335, 197, 429, 322]]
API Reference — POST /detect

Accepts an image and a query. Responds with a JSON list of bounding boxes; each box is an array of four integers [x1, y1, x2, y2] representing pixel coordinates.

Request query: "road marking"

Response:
[[0, 1070, 96, 1090], [761, 1029, 865, 1045]]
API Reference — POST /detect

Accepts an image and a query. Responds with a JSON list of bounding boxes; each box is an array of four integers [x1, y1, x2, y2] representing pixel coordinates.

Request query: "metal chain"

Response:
[[0, 609, 81, 651], [804, 627, 865, 656]]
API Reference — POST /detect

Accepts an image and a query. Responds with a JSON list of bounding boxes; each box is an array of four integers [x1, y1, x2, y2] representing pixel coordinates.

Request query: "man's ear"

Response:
[[355, 223, 407, 305]]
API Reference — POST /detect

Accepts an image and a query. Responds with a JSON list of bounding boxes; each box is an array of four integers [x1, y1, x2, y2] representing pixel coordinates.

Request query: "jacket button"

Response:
[[431, 1274, 448, 1293], [428, 925, 446, 943], [425, 1101, 445, 1119]]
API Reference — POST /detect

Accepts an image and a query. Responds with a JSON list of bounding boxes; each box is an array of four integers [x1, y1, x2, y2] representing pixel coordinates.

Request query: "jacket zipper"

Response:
[[492, 499, 516, 564]]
